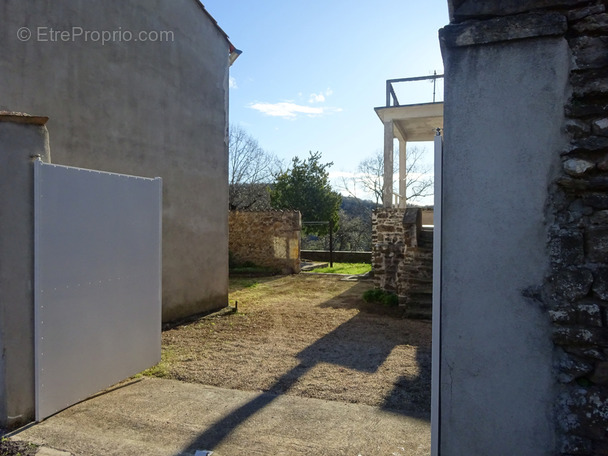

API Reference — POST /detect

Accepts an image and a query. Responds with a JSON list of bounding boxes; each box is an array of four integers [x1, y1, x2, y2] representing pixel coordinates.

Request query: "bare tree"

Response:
[[357, 151, 385, 206], [397, 145, 434, 203], [341, 147, 433, 206], [229, 125, 281, 210]]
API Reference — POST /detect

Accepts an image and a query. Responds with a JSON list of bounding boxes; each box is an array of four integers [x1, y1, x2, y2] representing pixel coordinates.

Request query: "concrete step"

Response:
[[407, 275, 433, 283], [418, 229, 434, 249], [408, 252, 433, 261], [400, 266, 433, 275], [401, 271, 433, 281], [404, 302, 432, 319], [408, 291, 433, 300], [402, 259, 433, 267]]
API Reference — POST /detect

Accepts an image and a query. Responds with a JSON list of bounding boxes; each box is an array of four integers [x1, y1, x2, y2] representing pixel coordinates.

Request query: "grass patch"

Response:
[[136, 346, 178, 378], [229, 275, 281, 293], [228, 277, 260, 291], [308, 262, 371, 275], [229, 265, 279, 276]]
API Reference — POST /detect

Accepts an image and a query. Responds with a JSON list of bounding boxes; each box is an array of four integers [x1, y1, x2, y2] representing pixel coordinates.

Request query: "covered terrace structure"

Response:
[[375, 74, 444, 208]]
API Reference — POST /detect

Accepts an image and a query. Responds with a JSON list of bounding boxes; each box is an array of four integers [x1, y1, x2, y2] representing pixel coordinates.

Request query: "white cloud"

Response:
[[309, 93, 325, 103], [229, 76, 238, 89], [250, 88, 340, 119], [249, 101, 342, 119], [329, 170, 363, 179], [309, 88, 334, 103]]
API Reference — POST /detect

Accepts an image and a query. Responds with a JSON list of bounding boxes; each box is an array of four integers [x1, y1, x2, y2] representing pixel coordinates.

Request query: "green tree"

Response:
[[270, 151, 341, 234]]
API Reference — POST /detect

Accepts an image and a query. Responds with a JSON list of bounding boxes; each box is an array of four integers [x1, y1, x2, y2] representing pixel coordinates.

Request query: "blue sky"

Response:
[[203, 0, 449, 204]]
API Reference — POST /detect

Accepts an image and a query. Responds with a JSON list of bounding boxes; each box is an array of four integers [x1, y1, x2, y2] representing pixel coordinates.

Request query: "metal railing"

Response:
[[385, 72, 444, 107], [302, 220, 334, 267]]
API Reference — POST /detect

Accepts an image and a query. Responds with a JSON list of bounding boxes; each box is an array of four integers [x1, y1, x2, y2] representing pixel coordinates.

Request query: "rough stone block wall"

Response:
[[372, 208, 407, 293], [548, 5, 608, 453], [372, 208, 431, 318], [229, 211, 301, 274]]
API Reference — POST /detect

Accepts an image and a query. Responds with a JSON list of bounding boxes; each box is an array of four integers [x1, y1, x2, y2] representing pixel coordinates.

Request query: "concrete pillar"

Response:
[[0, 112, 51, 429], [382, 120, 394, 208], [398, 138, 407, 208], [439, 34, 569, 455]]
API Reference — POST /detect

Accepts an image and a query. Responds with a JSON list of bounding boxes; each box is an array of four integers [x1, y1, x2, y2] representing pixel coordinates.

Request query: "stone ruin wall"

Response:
[[229, 211, 301, 274], [372, 208, 408, 294], [372, 207, 432, 318], [448, 1, 608, 453]]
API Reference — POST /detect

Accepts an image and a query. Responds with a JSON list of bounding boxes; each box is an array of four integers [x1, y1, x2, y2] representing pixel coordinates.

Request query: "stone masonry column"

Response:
[[0, 112, 51, 429]]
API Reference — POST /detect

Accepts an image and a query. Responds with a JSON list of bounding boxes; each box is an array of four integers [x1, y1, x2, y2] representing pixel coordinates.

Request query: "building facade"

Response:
[[0, 0, 236, 322]]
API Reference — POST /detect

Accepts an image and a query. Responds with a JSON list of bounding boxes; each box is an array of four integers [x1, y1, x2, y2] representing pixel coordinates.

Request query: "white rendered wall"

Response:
[[440, 37, 569, 455], [0, 0, 230, 322]]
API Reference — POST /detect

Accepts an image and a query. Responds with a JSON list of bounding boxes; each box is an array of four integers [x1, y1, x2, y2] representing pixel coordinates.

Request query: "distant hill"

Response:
[[340, 196, 377, 216]]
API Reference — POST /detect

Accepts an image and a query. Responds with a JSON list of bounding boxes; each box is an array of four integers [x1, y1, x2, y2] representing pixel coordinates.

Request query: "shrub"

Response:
[[363, 288, 399, 307]]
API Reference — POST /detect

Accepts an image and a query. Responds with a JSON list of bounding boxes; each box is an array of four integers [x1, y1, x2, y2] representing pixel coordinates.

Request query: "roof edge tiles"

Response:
[[196, 1, 237, 52]]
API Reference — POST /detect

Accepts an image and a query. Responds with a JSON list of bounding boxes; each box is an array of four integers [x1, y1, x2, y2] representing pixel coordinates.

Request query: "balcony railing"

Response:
[[385, 72, 444, 107]]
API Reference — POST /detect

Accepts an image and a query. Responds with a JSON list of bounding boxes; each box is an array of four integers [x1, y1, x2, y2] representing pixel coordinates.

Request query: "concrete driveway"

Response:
[[12, 377, 430, 456]]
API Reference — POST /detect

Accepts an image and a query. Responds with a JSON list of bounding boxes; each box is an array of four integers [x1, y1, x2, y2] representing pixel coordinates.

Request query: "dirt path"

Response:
[[160, 274, 432, 418]]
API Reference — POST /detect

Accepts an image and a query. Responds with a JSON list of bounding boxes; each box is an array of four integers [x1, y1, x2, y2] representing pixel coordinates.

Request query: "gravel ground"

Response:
[[159, 274, 432, 418]]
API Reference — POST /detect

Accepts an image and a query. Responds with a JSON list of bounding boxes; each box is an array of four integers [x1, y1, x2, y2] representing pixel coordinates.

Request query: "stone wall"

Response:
[[545, 5, 608, 454], [372, 207, 432, 317], [442, 1, 608, 454], [372, 208, 407, 293], [229, 211, 301, 274]]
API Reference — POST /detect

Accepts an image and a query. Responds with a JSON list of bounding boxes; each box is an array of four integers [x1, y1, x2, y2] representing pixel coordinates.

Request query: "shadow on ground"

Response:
[[179, 277, 431, 455], [227, 275, 284, 293]]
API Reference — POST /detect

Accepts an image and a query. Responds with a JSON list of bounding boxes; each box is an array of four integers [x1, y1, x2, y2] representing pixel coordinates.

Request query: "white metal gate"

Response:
[[33, 161, 162, 421]]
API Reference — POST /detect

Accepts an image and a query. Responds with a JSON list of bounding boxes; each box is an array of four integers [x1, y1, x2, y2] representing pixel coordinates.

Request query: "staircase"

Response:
[[399, 226, 434, 319]]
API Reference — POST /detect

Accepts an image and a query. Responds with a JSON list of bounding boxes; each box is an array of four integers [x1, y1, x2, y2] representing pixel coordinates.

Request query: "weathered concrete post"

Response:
[[0, 112, 51, 429]]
